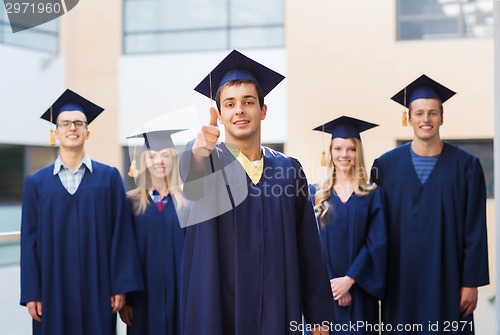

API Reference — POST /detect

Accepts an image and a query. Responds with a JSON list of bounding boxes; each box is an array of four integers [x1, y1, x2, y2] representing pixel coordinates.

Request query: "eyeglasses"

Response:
[[57, 120, 88, 130]]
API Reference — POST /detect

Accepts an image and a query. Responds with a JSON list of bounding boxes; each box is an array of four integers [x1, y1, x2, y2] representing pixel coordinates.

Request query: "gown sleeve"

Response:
[[20, 174, 41, 305], [345, 188, 388, 299], [461, 157, 489, 287], [294, 160, 334, 326]]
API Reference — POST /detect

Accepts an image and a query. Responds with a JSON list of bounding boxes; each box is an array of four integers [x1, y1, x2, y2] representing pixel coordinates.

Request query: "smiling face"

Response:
[[217, 81, 267, 145], [144, 148, 173, 180], [331, 137, 357, 177], [408, 98, 443, 142], [54, 110, 89, 150]]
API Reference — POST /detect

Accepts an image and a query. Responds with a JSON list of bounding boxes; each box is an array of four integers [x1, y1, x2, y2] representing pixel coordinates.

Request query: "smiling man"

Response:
[[371, 75, 489, 335], [20, 89, 143, 335], [179, 50, 334, 335]]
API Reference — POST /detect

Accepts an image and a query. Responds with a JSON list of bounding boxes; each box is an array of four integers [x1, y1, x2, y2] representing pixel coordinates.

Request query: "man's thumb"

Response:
[[209, 107, 219, 127]]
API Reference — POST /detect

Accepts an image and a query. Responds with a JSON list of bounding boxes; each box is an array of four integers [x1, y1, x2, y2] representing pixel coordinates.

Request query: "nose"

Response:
[[69, 121, 77, 130], [235, 102, 245, 114]]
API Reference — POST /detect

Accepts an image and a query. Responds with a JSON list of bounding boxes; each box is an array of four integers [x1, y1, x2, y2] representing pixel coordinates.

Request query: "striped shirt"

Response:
[[410, 146, 439, 184], [53, 154, 93, 195]]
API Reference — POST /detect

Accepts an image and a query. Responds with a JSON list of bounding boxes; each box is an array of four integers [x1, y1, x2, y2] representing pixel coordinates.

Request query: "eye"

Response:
[[245, 100, 254, 105], [225, 102, 234, 108]]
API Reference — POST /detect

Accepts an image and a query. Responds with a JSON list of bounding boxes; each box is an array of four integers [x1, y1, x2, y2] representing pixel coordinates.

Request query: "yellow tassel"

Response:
[[128, 159, 138, 178], [402, 110, 408, 127], [321, 150, 326, 167], [49, 129, 55, 147]]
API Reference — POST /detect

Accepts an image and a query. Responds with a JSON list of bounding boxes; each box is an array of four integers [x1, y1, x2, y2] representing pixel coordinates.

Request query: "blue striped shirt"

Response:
[[53, 154, 93, 194], [410, 146, 439, 184]]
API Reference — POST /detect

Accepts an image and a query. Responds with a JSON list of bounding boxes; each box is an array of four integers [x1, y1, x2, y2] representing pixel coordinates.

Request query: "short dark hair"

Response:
[[215, 80, 265, 112]]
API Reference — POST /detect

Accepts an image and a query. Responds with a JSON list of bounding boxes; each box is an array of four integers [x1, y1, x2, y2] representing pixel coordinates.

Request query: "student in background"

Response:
[[120, 129, 186, 335], [371, 75, 489, 334], [311, 116, 387, 334], [20, 89, 143, 335]]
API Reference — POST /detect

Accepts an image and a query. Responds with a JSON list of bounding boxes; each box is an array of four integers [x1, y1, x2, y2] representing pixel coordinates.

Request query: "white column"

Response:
[[495, 1, 500, 334]]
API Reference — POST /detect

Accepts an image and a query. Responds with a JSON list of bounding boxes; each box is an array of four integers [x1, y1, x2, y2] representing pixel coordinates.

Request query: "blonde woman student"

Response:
[[120, 130, 187, 335], [311, 116, 387, 335]]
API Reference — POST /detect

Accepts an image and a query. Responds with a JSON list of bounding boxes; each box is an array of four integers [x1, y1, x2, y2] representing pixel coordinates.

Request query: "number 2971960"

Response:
[[5, 2, 62, 14]]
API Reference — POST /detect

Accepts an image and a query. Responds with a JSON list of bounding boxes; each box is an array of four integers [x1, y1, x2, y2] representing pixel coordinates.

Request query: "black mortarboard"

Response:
[[392, 74, 456, 108], [126, 129, 185, 177], [194, 49, 285, 100], [127, 129, 185, 151], [40, 89, 104, 125], [313, 116, 378, 140]]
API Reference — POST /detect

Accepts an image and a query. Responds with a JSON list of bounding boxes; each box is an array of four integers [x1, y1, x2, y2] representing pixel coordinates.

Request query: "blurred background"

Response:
[[0, 0, 497, 333]]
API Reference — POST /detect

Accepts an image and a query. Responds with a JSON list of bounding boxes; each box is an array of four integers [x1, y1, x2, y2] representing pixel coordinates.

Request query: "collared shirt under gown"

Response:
[[179, 142, 334, 335], [20, 161, 143, 335], [371, 142, 489, 335], [126, 194, 185, 335]]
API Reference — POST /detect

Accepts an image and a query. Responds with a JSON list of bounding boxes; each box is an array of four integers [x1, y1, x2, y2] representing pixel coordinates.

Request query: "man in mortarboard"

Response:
[[179, 50, 334, 334], [20, 89, 143, 335], [371, 75, 489, 334]]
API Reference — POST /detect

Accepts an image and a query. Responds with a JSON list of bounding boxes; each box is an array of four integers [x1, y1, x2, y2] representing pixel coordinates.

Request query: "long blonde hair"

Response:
[[127, 148, 187, 216], [314, 138, 376, 226]]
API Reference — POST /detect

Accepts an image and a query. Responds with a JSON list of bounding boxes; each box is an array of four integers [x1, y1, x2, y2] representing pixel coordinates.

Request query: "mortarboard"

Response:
[[391, 74, 456, 126], [127, 129, 186, 151], [194, 49, 285, 100], [126, 129, 186, 178], [41, 89, 104, 125], [313, 116, 378, 166], [40, 89, 104, 146], [313, 116, 378, 140]]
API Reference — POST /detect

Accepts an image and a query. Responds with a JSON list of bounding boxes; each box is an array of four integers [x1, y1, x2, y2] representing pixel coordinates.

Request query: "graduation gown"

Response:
[[179, 142, 334, 335], [371, 142, 489, 335], [126, 195, 185, 335], [312, 187, 387, 334], [20, 161, 143, 335]]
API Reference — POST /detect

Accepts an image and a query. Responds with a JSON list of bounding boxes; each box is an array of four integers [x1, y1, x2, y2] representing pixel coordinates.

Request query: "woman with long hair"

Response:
[[312, 116, 387, 334], [120, 130, 187, 335]]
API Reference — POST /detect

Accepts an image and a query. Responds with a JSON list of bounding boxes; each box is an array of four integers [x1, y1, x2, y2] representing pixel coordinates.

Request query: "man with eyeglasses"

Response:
[[20, 89, 143, 335]]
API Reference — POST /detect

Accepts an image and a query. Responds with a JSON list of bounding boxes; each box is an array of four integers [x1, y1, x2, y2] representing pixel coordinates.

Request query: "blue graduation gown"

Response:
[[126, 196, 185, 335], [313, 187, 387, 334], [20, 161, 143, 335], [371, 142, 489, 335], [179, 142, 334, 335]]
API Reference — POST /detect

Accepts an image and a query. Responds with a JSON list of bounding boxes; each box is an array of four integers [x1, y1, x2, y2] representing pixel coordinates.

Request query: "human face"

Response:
[[144, 148, 173, 180], [217, 82, 267, 144], [408, 98, 443, 142], [331, 138, 357, 177], [54, 111, 89, 149]]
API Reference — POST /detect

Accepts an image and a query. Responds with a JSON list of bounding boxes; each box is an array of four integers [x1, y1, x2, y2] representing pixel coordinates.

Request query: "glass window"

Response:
[[0, 6, 58, 53], [0, 145, 57, 204], [123, 0, 284, 54], [396, 0, 493, 41]]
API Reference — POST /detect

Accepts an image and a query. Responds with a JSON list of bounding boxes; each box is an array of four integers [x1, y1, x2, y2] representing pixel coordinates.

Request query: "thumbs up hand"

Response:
[[192, 107, 220, 158]]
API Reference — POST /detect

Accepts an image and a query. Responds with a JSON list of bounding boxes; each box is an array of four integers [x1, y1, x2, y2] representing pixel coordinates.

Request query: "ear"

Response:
[[261, 104, 267, 120], [218, 110, 223, 124]]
